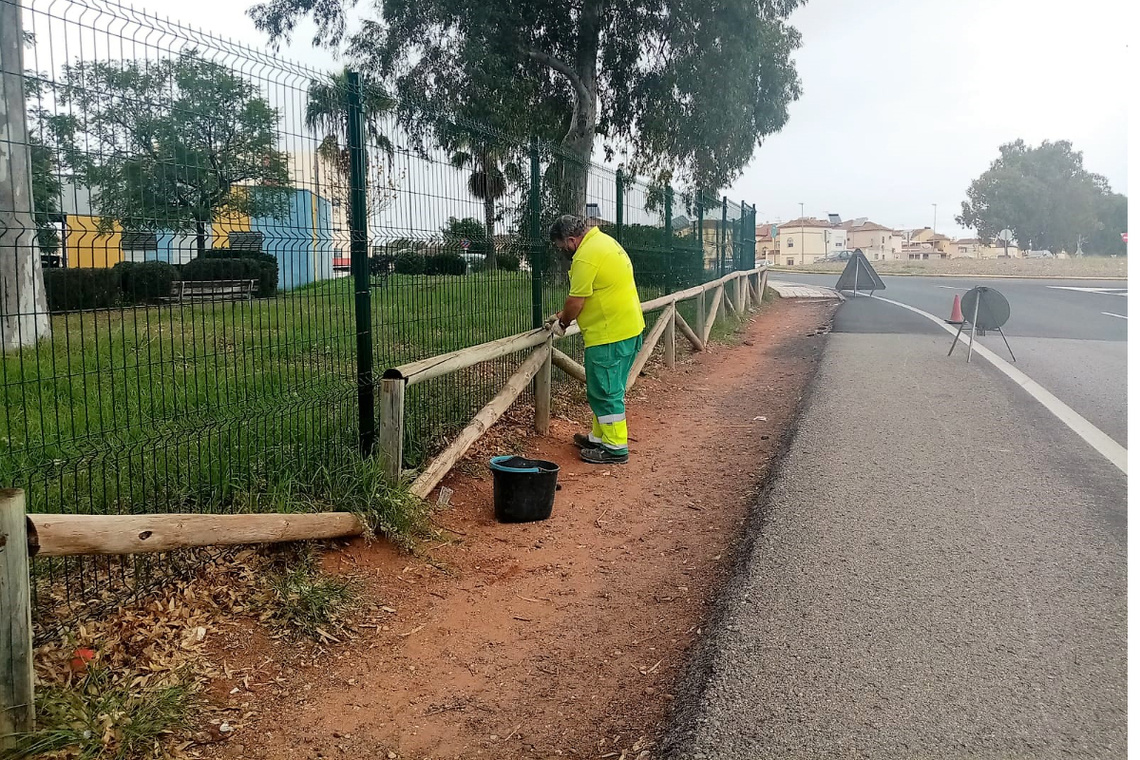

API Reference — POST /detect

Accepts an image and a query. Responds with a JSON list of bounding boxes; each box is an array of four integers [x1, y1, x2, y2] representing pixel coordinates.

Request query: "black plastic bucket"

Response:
[[489, 455, 560, 523]]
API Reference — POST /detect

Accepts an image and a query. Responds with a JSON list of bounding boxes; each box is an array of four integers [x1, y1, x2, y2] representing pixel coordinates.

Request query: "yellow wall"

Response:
[[211, 210, 252, 249], [66, 215, 123, 269]]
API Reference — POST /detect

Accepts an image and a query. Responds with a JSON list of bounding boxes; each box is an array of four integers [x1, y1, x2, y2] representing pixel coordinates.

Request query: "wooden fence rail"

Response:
[[387, 266, 769, 492]]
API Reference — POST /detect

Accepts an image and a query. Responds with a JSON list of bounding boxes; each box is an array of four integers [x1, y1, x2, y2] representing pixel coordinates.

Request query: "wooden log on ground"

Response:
[[385, 328, 548, 386], [411, 346, 549, 499], [534, 338, 552, 435], [674, 311, 704, 352], [552, 348, 587, 383], [627, 304, 674, 391], [702, 285, 723, 345], [379, 378, 406, 482], [27, 512, 367, 557], [1, 489, 34, 747]]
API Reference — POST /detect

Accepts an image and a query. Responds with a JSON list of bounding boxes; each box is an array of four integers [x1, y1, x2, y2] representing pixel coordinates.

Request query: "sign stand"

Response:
[[948, 286, 1016, 362]]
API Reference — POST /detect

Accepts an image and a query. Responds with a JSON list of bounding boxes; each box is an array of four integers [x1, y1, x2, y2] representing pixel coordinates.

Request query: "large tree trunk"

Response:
[[1, 1, 51, 352], [562, 0, 601, 217], [483, 188, 497, 271], [195, 220, 207, 255]]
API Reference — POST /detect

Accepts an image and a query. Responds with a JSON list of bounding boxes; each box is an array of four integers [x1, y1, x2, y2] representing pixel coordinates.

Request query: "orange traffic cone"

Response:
[[946, 294, 964, 324]]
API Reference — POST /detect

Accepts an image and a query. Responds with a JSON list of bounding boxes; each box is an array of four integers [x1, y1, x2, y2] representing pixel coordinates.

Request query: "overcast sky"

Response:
[[102, 0, 1128, 238], [728, 0, 1128, 236]]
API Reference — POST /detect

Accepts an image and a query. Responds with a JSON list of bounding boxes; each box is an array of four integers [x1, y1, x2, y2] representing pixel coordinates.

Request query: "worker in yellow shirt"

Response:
[[547, 214, 645, 464]]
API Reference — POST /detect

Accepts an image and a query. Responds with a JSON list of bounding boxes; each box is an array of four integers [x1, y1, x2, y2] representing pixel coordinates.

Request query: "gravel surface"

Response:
[[662, 329, 1127, 759]]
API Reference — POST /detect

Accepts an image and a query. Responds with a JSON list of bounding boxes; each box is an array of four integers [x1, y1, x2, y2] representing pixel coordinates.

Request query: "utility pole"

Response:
[[799, 202, 805, 265], [932, 203, 938, 234], [0, 0, 51, 351]]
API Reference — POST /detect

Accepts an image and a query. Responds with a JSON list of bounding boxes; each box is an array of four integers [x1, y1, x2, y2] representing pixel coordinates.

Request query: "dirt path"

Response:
[[203, 299, 835, 760]]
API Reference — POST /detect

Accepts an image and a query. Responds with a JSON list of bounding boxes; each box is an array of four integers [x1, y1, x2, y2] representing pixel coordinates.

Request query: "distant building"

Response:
[[772, 218, 848, 266], [840, 219, 904, 261], [57, 183, 336, 290]]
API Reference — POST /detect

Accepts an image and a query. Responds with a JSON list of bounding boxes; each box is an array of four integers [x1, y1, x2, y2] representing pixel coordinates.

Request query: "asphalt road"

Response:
[[775, 274, 1127, 446], [662, 286, 1127, 759]]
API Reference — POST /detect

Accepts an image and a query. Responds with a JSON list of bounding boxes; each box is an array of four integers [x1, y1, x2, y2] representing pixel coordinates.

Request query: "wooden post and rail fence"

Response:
[[0, 265, 768, 745]]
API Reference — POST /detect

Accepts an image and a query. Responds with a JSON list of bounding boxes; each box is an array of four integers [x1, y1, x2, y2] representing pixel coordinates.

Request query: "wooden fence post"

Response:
[[1, 489, 34, 748], [760, 268, 769, 302], [534, 337, 552, 435], [695, 288, 706, 344], [664, 302, 676, 369], [378, 379, 406, 483]]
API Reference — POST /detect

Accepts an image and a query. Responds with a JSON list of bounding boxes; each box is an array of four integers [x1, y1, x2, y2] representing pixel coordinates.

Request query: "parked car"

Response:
[[818, 250, 854, 262]]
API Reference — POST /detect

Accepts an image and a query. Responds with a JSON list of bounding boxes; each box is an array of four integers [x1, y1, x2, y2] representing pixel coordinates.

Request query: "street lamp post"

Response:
[[932, 203, 938, 234], [799, 202, 805, 265]]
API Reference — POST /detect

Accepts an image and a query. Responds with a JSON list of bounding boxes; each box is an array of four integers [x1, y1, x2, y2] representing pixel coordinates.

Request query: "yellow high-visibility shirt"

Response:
[[568, 226, 645, 347]]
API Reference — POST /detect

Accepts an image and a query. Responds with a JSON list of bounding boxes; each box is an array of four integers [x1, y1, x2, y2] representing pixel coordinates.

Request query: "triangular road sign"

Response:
[[836, 251, 885, 295]]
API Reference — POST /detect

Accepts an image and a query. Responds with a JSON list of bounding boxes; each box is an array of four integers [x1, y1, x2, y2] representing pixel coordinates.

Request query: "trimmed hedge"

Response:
[[115, 260, 177, 303], [44, 268, 121, 312], [393, 250, 426, 275], [185, 250, 278, 296], [424, 251, 467, 276]]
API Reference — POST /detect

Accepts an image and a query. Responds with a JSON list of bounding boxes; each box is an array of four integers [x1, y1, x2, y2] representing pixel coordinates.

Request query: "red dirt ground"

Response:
[[201, 298, 835, 760]]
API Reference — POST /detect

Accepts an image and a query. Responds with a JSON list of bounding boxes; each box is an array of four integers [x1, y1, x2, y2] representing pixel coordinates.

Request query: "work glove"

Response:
[[545, 313, 566, 337]]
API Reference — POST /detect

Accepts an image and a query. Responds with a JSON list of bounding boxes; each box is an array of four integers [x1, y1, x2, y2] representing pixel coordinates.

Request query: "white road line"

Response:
[[1047, 286, 1128, 297], [1101, 312, 1127, 320], [936, 285, 970, 290], [870, 295, 1128, 476]]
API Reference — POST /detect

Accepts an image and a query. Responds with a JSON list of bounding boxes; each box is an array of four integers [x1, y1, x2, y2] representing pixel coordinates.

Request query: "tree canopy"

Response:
[[957, 139, 1127, 255], [249, 0, 805, 205], [55, 51, 292, 252]]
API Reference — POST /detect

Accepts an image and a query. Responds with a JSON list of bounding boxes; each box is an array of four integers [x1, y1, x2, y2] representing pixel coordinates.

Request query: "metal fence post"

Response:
[[529, 138, 544, 329], [1, 489, 34, 748], [346, 72, 375, 456], [696, 189, 705, 277], [719, 196, 728, 277], [615, 168, 625, 245], [663, 184, 673, 281]]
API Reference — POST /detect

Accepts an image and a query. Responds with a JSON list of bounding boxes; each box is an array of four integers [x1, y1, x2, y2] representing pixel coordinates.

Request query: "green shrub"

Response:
[[424, 251, 467, 276], [115, 260, 177, 303], [393, 250, 426, 275], [183, 252, 278, 296], [496, 251, 521, 271], [200, 249, 279, 296], [43, 268, 121, 312]]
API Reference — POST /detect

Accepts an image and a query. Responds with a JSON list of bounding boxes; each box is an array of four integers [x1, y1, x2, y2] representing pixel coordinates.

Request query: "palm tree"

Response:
[[305, 67, 395, 200], [450, 142, 509, 270]]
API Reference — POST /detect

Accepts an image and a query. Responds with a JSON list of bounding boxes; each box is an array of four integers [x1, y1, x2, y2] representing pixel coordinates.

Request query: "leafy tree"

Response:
[[24, 74, 76, 256], [1085, 191, 1127, 256], [249, 0, 805, 210], [450, 140, 522, 270], [56, 50, 292, 254], [957, 139, 1125, 255], [305, 67, 396, 202], [440, 216, 491, 261]]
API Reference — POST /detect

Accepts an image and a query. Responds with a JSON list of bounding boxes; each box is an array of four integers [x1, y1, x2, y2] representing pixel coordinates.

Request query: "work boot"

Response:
[[580, 446, 629, 465], [572, 433, 600, 449]]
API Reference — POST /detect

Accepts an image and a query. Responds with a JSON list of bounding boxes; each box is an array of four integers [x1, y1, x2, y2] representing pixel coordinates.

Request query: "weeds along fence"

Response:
[[0, 0, 759, 636]]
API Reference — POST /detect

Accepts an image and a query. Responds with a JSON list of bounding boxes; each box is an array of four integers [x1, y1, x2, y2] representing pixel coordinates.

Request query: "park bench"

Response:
[[169, 279, 257, 303]]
